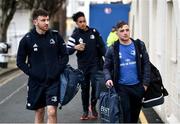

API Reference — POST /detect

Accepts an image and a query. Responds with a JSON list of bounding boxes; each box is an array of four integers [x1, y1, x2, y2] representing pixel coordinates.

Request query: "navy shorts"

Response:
[[26, 78, 60, 110]]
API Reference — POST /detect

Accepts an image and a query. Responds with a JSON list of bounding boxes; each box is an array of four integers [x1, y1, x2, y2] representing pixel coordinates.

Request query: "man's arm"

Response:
[[103, 47, 113, 82], [58, 34, 69, 73], [66, 36, 77, 54], [16, 36, 29, 75]]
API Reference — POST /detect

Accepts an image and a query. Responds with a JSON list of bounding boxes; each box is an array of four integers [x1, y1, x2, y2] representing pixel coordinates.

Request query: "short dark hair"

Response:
[[32, 8, 49, 20], [72, 11, 85, 22], [116, 21, 128, 29]]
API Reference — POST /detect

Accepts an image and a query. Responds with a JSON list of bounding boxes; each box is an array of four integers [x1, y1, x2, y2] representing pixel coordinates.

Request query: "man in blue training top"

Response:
[[103, 21, 151, 123], [16, 9, 68, 123]]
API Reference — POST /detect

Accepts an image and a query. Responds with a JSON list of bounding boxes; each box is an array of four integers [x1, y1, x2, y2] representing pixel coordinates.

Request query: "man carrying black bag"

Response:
[[103, 21, 151, 123]]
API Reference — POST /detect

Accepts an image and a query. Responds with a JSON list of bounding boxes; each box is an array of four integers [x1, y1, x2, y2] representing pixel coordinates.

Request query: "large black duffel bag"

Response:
[[142, 63, 168, 108], [59, 65, 84, 107]]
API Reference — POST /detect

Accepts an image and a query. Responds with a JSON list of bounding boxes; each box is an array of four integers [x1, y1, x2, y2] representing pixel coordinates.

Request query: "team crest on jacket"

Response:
[[50, 38, 55, 44], [79, 38, 84, 43], [33, 43, 38, 51], [51, 96, 57, 102], [90, 34, 95, 39]]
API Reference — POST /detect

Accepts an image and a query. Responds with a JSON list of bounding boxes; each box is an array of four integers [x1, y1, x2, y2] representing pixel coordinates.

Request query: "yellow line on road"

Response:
[[139, 110, 148, 124]]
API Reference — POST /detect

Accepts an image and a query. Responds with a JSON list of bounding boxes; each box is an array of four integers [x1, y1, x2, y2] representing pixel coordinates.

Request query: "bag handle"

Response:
[[108, 87, 117, 97], [107, 87, 117, 105]]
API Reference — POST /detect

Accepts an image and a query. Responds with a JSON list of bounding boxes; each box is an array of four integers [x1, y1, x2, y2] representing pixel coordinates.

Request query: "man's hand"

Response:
[[74, 43, 86, 51], [106, 80, 114, 88]]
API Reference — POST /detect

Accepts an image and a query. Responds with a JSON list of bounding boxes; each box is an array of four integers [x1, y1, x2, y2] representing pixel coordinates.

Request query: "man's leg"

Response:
[[90, 85, 97, 107], [47, 105, 57, 123], [117, 85, 131, 123], [90, 72, 98, 107], [80, 74, 90, 120], [129, 84, 145, 122], [35, 107, 45, 123], [27, 79, 45, 123], [89, 68, 98, 119], [46, 80, 59, 123]]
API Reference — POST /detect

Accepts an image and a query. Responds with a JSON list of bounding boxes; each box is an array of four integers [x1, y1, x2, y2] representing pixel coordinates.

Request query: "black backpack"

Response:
[[136, 39, 168, 108]]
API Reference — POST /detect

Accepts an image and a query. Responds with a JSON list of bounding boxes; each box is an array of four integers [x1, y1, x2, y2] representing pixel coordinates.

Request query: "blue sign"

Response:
[[89, 3, 130, 45]]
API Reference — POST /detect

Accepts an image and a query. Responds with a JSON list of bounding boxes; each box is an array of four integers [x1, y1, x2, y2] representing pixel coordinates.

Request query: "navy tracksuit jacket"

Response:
[[16, 28, 69, 85]]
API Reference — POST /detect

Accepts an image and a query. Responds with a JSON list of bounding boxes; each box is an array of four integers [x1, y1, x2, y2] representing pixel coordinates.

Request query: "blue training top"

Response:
[[118, 41, 140, 85]]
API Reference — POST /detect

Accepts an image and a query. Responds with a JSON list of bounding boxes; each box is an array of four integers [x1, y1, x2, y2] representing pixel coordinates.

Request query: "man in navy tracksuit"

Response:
[[16, 9, 68, 123], [67, 11, 106, 120], [104, 21, 151, 123]]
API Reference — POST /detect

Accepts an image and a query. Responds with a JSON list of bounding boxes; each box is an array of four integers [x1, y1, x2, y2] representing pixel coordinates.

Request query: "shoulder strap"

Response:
[[91, 28, 106, 57]]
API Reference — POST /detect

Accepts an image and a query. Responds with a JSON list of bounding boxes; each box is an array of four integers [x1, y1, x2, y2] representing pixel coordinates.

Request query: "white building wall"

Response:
[[129, 0, 180, 123], [148, 0, 157, 62]]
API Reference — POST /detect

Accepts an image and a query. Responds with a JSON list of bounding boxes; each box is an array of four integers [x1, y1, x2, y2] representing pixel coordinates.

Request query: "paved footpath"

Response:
[[0, 56, 163, 123], [0, 55, 100, 123]]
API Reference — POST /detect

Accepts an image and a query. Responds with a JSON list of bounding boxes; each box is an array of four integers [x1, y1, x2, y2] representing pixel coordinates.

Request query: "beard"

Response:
[[38, 24, 49, 32], [41, 25, 49, 31]]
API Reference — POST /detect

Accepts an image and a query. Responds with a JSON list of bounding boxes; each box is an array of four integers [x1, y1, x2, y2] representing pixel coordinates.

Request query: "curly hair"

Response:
[[32, 8, 49, 20], [72, 11, 85, 22]]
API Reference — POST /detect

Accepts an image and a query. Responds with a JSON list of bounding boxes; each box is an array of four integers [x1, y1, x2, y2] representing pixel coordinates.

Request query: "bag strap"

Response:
[[91, 29, 106, 57], [108, 87, 116, 94]]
